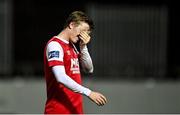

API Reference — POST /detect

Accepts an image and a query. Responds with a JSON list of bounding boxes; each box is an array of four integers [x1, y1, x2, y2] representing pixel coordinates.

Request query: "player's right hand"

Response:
[[88, 91, 107, 106]]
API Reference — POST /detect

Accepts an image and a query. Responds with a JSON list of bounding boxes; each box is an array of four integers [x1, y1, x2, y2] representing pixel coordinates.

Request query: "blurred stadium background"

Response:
[[0, 0, 180, 113]]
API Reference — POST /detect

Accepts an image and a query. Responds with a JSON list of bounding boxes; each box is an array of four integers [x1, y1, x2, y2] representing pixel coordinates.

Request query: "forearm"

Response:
[[79, 45, 94, 73], [52, 65, 91, 96]]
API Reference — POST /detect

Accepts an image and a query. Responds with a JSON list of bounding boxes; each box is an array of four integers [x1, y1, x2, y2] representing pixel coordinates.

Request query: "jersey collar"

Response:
[[54, 36, 69, 44]]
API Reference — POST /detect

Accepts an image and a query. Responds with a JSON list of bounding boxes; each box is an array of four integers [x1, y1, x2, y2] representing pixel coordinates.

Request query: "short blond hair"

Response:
[[64, 11, 94, 31]]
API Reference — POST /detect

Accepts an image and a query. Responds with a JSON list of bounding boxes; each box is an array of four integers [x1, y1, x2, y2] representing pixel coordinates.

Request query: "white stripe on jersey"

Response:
[[46, 41, 64, 62]]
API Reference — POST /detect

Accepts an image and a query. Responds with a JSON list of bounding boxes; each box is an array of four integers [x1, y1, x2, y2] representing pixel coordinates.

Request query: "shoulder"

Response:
[[46, 41, 64, 57], [46, 40, 64, 59], [47, 40, 64, 50], [47, 41, 61, 47]]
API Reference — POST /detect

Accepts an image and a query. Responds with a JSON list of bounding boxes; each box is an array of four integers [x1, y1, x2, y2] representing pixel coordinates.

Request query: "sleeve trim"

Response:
[[48, 60, 64, 67]]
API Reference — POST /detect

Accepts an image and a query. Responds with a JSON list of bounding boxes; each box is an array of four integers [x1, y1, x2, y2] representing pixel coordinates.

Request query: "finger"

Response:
[[100, 94, 107, 103], [96, 98, 103, 106], [99, 97, 106, 105], [80, 32, 90, 40], [79, 34, 87, 41], [79, 35, 87, 44], [78, 35, 84, 41], [80, 31, 89, 37], [80, 33, 86, 38], [98, 97, 106, 105], [79, 35, 90, 44], [97, 97, 106, 106], [95, 99, 101, 106], [79, 34, 89, 42], [96, 98, 102, 106]]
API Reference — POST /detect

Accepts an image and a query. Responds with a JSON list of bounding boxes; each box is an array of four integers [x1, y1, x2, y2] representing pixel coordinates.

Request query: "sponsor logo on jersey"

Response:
[[70, 58, 80, 74], [48, 51, 59, 59]]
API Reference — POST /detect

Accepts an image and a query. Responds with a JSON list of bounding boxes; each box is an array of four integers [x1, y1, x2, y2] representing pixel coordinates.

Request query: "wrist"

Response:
[[80, 44, 87, 51], [84, 88, 92, 96]]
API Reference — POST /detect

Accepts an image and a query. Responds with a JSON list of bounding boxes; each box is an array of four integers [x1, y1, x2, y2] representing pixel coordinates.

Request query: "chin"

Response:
[[73, 37, 79, 43], [71, 40, 78, 44]]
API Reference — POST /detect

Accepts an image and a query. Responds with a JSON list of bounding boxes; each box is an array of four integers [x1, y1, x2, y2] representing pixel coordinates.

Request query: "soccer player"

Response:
[[44, 11, 107, 114]]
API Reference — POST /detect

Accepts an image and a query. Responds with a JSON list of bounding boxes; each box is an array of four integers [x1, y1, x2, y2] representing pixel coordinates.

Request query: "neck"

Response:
[[57, 28, 70, 41]]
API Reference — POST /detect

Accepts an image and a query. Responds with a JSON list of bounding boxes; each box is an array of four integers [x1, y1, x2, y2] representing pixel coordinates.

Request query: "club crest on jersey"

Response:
[[48, 51, 59, 59], [67, 50, 71, 55]]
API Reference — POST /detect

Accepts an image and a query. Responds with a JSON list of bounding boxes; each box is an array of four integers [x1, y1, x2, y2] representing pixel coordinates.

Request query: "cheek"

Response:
[[71, 29, 77, 36], [76, 28, 80, 34], [73, 32, 78, 37], [73, 30, 80, 37], [71, 31, 78, 38], [75, 26, 81, 34]]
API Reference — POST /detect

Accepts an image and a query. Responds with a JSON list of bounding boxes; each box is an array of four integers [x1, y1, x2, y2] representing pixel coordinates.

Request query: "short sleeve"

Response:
[[46, 41, 64, 67]]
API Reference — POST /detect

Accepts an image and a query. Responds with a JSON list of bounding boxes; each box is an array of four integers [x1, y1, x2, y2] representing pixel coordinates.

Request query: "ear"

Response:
[[69, 22, 76, 29]]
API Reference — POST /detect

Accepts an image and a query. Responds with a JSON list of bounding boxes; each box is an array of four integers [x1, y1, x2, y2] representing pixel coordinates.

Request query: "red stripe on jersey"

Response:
[[48, 60, 64, 67]]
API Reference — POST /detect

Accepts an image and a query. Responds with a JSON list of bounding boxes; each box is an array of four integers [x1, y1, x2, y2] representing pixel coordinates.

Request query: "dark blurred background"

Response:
[[1, 0, 179, 80], [0, 0, 180, 113], [0, 0, 179, 80]]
